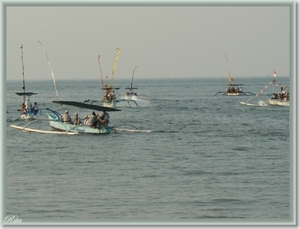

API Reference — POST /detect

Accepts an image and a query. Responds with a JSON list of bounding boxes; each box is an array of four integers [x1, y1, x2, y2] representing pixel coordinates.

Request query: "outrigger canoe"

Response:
[[47, 101, 120, 134], [10, 100, 153, 135], [16, 45, 39, 120], [10, 101, 120, 135]]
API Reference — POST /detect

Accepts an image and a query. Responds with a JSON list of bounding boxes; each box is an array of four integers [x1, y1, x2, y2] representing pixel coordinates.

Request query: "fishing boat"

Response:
[[48, 101, 121, 134], [97, 50, 139, 107], [124, 66, 138, 100], [117, 66, 139, 106], [267, 71, 289, 106], [215, 54, 254, 96], [15, 45, 38, 120], [241, 71, 289, 106], [10, 101, 121, 135], [99, 49, 121, 108], [10, 100, 152, 134]]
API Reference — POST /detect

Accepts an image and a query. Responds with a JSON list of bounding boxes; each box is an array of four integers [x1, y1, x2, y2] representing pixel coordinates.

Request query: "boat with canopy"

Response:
[[215, 54, 255, 96], [10, 100, 152, 134], [100, 48, 121, 108], [15, 45, 39, 120], [10, 101, 121, 135]]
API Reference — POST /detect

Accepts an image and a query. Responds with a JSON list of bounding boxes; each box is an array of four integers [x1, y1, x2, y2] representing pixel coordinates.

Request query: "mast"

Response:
[[20, 45, 25, 104], [273, 70, 276, 93], [130, 66, 137, 89], [37, 40, 59, 100], [109, 48, 121, 92], [224, 54, 234, 84], [98, 55, 104, 88]]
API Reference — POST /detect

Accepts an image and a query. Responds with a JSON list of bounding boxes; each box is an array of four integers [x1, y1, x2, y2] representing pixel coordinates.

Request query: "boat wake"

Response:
[[240, 100, 268, 107]]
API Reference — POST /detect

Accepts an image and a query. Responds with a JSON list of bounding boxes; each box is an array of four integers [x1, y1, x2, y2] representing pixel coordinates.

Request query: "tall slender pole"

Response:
[[109, 48, 121, 91], [223, 54, 233, 83], [20, 45, 25, 104], [130, 66, 137, 89], [37, 40, 59, 100], [98, 55, 104, 88]]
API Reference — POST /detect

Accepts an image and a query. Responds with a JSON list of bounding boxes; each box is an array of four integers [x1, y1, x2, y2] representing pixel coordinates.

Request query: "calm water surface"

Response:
[[5, 77, 292, 224]]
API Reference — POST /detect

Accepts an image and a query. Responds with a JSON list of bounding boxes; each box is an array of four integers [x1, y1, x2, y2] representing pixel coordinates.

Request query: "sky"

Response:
[[5, 2, 293, 81]]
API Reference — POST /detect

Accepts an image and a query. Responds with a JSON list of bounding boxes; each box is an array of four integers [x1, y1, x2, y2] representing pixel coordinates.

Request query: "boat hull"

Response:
[[20, 113, 36, 120], [227, 93, 240, 96], [102, 100, 117, 108], [46, 113, 113, 134], [268, 99, 290, 106]]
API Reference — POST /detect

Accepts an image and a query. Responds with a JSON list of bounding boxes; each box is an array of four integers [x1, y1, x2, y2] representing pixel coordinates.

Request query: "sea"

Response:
[[3, 76, 293, 226]]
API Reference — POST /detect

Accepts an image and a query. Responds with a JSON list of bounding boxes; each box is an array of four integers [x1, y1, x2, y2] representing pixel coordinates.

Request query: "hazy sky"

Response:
[[6, 3, 292, 81]]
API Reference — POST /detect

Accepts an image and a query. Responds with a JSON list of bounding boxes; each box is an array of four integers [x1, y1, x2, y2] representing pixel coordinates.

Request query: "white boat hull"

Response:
[[102, 100, 117, 108], [47, 113, 113, 134], [20, 113, 36, 120], [268, 99, 290, 106], [227, 93, 240, 96]]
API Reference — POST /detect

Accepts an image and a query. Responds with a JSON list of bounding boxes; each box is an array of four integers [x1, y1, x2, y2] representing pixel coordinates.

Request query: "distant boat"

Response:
[[117, 66, 139, 106], [215, 54, 254, 96], [267, 71, 289, 106], [15, 45, 38, 120], [241, 71, 289, 107], [101, 48, 121, 108], [125, 66, 138, 100]]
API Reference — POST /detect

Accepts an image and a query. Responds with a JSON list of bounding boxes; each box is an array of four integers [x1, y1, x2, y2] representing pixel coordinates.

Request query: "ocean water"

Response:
[[4, 77, 292, 224]]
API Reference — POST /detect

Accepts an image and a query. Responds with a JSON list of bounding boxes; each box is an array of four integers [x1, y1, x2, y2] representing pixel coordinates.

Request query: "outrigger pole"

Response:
[[241, 79, 275, 105], [37, 40, 59, 100]]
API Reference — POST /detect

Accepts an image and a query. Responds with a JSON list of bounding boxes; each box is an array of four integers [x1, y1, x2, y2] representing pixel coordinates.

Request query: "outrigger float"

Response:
[[215, 54, 255, 96]]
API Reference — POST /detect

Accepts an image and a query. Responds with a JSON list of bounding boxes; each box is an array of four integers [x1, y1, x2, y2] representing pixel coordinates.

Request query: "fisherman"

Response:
[[62, 110, 73, 124], [32, 102, 39, 115], [73, 113, 82, 125], [99, 110, 110, 127], [87, 111, 98, 127], [25, 97, 32, 113], [83, 115, 89, 125], [21, 103, 26, 113]]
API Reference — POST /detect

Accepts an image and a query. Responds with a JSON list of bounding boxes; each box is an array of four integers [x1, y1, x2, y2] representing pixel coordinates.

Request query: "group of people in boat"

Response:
[[226, 86, 243, 93], [271, 87, 289, 101], [103, 91, 116, 103], [126, 90, 137, 96], [62, 110, 110, 128], [20, 97, 39, 115]]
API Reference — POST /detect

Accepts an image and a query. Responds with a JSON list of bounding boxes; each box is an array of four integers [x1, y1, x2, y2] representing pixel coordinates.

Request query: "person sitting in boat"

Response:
[[25, 97, 32, 113], [83, 115, 89, 125], [73, 113, 82, 125], [21, 103, 26, 114], [32, 102, 39, 115], [272, 93, 278, 99], [99, 111, 110, 127], [87, 111, 98, 127], [62, 110, 73, 124]]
